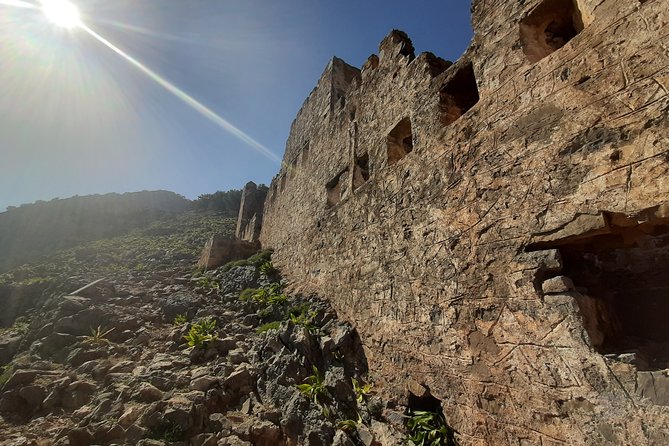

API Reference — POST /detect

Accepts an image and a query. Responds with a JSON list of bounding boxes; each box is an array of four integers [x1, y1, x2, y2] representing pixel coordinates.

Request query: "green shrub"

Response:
[[296, 366, 329, 416], [352, 378, 374, 403], [221, 259, 249, 272], [289, 303, 317, 332], [221, 249, 274, 273], [195, 275, 219, 290], [337, 419, 358, 432], [239, 288, 259, 301], [0, 364, 14, 387], [173, 313, 188, 325], [259, 261, 277, 276], [184, 318, 217, 348], [239, 283, 287, 305], [247, 249, 273, 267], [256, 321, 281, 333], [406, 410, 457, 446]]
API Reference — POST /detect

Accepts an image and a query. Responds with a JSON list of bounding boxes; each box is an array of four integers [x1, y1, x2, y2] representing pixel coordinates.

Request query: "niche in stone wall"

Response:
[[326, 168, 349, 208], [528, 207, 669, 370], [519, 0, 586, 63], [353, 153, 370, 191], [439, 63, 479, 127], [301, 142, 310, 165], [387, 118, 413, 166], [290, 156, 299, 179]]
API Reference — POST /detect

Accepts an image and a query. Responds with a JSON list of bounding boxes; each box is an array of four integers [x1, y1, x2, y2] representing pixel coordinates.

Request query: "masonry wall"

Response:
[[260, 0, 669, 444]]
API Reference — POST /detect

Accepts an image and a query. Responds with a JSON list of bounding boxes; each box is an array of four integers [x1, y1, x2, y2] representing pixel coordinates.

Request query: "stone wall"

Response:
[[235, 181, 268, 243], [259, 0, 669, 444]]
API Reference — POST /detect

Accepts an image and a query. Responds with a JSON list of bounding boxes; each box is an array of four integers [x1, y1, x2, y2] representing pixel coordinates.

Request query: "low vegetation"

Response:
[[352, 378, 374, 403], [173, 314, 188, 325], [256, 321, 281, 333], [221, 249, 273, 272], [0, 211, 235, 290], [184, 318, 217, 348], [296, 366, 330, 416], [406, 409, 457, 446], [83, 326, 114, 345]]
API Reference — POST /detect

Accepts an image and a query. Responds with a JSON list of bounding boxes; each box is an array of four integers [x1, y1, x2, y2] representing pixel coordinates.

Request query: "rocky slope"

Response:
[[0, 213, 410, 446]]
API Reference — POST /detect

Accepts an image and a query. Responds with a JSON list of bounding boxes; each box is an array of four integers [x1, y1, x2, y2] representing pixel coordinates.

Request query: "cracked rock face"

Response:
[[256, 0, 669, 444]]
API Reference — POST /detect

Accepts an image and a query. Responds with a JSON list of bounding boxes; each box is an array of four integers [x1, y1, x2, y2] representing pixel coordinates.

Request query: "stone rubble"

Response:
[[0, 257, 406, 446]]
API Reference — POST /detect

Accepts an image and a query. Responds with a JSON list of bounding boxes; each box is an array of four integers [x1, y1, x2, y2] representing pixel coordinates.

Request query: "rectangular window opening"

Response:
[[519, 0, 586, 63], [326, 168, 349, 208], [387, 118, 413, 166], [302, 142, 310, 165], [353, 153, 370, 190], [439, 63, 480, 127]]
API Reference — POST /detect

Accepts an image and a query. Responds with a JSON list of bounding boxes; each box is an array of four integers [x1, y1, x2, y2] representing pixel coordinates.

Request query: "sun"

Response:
[[41, 0, 81, 29]]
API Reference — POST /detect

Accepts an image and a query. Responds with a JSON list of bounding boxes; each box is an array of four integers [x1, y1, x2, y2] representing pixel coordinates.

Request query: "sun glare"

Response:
[[41, 0, 81, 28]]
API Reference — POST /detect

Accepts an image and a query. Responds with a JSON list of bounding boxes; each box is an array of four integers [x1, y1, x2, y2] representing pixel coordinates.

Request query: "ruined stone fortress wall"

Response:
[[253, 0, 669, 443]]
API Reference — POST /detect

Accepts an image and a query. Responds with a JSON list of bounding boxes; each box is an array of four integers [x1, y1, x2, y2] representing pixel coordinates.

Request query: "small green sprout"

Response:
[[173, 313, 188, 325], [83, 326, 114, 345]]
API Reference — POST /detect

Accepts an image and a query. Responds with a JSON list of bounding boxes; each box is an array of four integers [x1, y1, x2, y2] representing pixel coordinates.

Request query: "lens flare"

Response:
[[0, 0, 280, 163], [80, 24, 281, 163], [41, 0, 81, 29]]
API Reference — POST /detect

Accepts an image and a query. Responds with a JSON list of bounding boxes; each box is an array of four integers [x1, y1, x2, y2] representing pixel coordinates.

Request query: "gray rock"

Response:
[[190, 375, 219, 392], [134, 382, 163, 402], [1, 369, 36, 391], [218, 435, 252, 446], [249, 420, 282, 446], [61, 380, 96, 410], [18, 385, 46, 407], [67, 428, 94, 446], [219, 266, 260, 295], [332, 430, 355, 446], [541, 276, 575, 294]]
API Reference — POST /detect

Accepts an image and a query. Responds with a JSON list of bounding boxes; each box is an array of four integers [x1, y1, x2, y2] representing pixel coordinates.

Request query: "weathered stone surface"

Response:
[[255, 0, 669, 444], [541, 275, 575, 294], [197, 235, 260, 269], [236, 182, 269, 243]]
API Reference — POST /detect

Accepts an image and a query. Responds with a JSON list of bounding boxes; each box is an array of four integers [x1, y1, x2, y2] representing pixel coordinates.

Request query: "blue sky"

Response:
[[0, 0, 473, 211]]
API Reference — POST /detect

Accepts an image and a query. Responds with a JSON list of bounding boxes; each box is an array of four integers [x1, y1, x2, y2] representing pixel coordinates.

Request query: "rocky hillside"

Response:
[[0, 191, 195, 274], [0, 212, 423, 446]]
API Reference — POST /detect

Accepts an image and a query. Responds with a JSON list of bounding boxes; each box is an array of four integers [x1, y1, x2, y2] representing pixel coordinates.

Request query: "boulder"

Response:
[[197, 236, 260, 269]]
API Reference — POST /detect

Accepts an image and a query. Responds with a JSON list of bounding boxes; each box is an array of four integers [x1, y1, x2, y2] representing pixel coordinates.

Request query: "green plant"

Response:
[[406, 410, 457, 446], [289, 303, 318, 333], [256, 321, 281, 333], [296, 366, 329, 413], [0, 364, 14, 387], [195, 275, 220, 290], [352, 378, 374, 403], [173, 313, 188, 325], [259, 261, 277, 276], [221, 259, 250, 272], [239, 283, 287, 305], [337, 419, 358, 432], [184, 318, 217, 348], [83, 326, 114, 345], [247, 249, 273, 267], [239, 287, 258, 301]]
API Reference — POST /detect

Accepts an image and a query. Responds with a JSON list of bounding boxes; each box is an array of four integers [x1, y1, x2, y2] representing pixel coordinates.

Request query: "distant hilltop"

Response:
[[0, 189, 243, 273]]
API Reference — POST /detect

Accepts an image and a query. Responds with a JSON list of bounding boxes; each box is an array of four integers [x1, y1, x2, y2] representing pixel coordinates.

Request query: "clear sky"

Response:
[[0, 0, 473, 211]]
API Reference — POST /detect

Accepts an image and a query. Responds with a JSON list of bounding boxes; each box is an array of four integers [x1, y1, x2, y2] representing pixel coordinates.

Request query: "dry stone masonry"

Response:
[[245, 0, 669, 444]]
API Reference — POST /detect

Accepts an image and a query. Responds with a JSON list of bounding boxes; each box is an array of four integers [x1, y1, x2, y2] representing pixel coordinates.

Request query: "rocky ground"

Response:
[[0, 214, 408, 446]]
